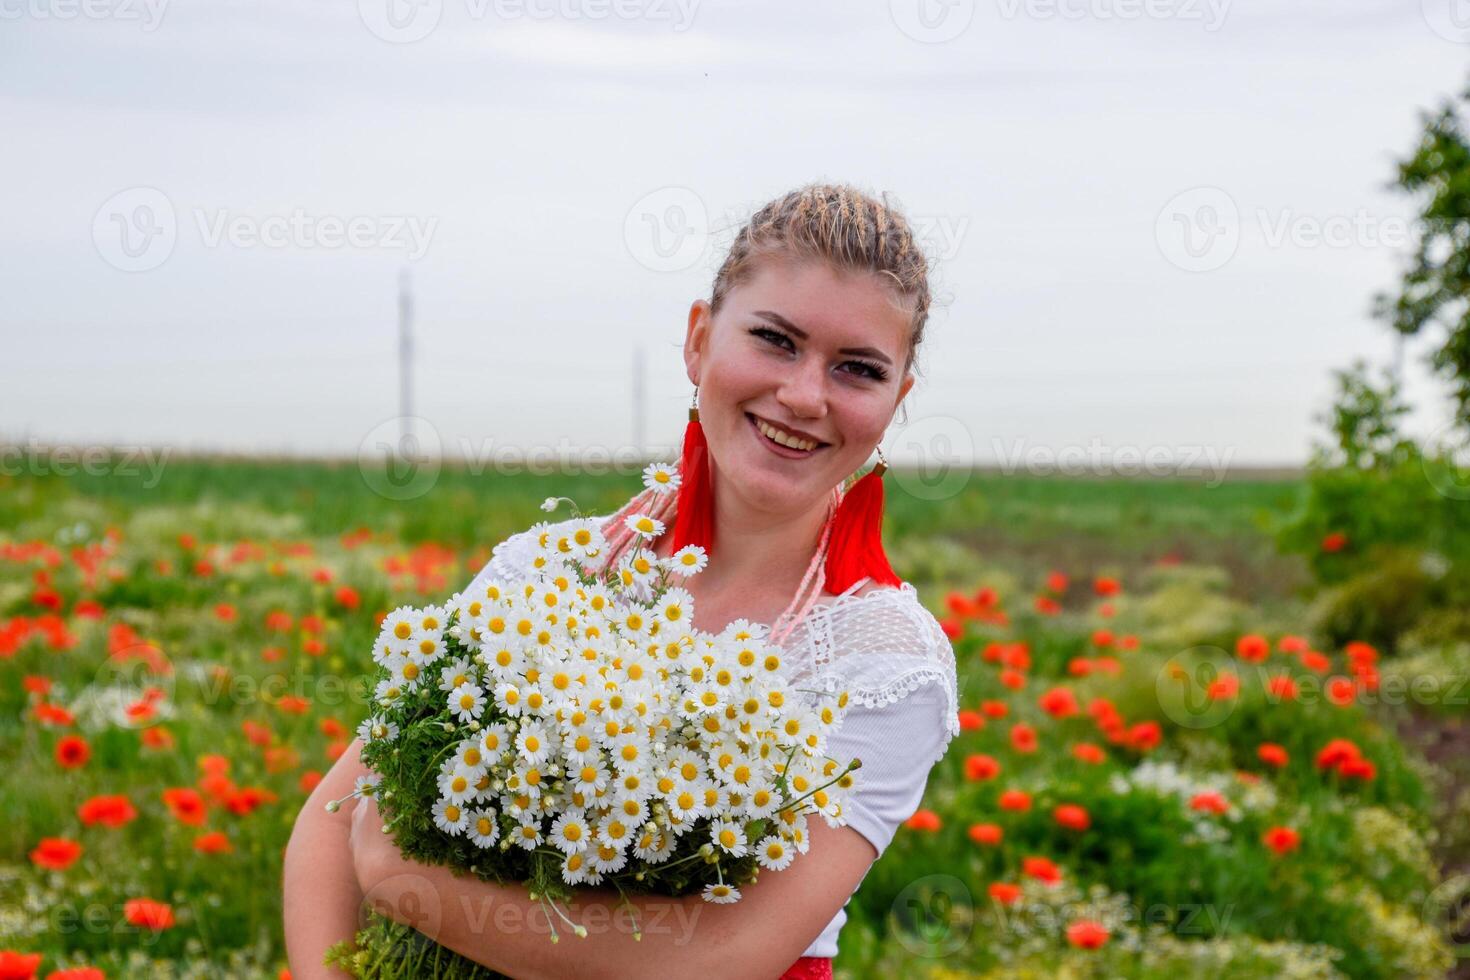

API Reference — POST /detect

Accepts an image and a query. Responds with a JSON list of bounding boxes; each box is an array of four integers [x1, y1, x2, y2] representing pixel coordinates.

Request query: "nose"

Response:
[[776, 357, 827, 420]]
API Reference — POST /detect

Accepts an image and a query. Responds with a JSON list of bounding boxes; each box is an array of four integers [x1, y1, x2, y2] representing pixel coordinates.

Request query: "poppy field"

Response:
[[0, 460, 1465, 978]]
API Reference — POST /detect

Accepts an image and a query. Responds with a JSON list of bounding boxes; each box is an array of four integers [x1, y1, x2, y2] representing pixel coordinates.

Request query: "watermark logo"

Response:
[[1155, 646, 1237, 729], [93, 187, 177, 273], [624, 187, 709, 273], [889, 874, 972, 956], [1155, 186, 1239, 273], [1422, 0, 1470, 43], [358, 0, 443, 43], [358, 416, 443, 501], [890, 415, 973, 501], [890, 0, 975, 43], [1421, 421, 1470, 501], [93, 188, 439, 271]]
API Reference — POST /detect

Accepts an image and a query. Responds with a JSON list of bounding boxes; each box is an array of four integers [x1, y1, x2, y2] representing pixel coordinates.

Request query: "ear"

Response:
[[893, 370, 916, 421], [684, 299, 712, 386]]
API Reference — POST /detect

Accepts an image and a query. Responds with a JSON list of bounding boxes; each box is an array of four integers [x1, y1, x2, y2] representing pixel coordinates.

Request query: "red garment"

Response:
[[780, 957, 832, 980]]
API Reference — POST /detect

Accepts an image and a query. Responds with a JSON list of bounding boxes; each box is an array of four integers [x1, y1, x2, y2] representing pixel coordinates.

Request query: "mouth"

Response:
[[745, 412, 830, 459]]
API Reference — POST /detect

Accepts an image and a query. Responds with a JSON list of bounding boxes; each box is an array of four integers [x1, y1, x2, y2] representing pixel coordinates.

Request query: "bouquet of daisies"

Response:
[[324, 483, 860, 978]]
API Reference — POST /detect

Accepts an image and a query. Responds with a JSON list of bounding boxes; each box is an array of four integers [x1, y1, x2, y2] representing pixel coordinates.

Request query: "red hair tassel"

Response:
[[670, 404, 715, 554], [823, 459, 901, 594]]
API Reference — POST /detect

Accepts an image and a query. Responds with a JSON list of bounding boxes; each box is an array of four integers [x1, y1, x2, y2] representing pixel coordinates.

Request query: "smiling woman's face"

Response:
[[683, 255, 917, 518]]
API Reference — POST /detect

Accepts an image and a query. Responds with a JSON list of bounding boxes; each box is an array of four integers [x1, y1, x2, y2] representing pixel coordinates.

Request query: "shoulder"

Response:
[[817, 581, 960, 755], [462, 514, 605, 596]]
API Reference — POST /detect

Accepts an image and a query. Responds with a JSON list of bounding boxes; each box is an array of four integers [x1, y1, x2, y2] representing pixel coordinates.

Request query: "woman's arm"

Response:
[[284, 737, 373, 978], [349, 796, 878, 980]]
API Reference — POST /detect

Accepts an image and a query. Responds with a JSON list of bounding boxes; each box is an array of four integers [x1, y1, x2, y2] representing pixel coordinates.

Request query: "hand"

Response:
[[347, 793, 401, 895]]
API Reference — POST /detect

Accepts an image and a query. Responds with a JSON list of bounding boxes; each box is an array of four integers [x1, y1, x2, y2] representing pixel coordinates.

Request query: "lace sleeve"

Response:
[[791, 585, 961, 766]]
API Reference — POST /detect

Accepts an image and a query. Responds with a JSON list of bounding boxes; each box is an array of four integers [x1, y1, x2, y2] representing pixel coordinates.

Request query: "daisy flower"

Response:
[[449, 682, 487, 723], [438, 658, 476, 693], [702, 882, 741, 904], [641, 462, 681, 495], [710, 819, 749, 858], [663, 545, 708, 577], [511, 814, 544, 851], [570, 760, 610, 797], [358, 715, 399, 743], [587, 842, 629, 874], [559, 851, 593, 885], [466, 808, 500, 848], [623, 513, 665, 540], [540, 497, 560, 512], [754, 836, 794, 871], [515, 720, 553, 766], [479, 722, 512, 760], [653, 587, 693, 629], [353, 774, 381, 799], [493, 681, 525, 718], [438, 767, 478, 807], [549, 809, 591, 854], [432, 797, 469, 835]]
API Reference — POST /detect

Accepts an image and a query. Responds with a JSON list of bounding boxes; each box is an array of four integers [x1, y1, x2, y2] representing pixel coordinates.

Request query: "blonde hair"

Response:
[[708, 182, 933, 376]]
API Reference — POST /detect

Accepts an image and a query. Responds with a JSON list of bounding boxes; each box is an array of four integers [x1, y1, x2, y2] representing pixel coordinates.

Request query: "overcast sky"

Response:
[[4, 0, 1468, 472]]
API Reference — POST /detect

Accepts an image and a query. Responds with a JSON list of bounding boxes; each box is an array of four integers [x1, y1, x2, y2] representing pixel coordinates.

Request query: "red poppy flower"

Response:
[[957, 710, 984, 732], [1009, 723, 1038, 753], [964, 754, 1001, 782], [1262, 826, 1300, 855], [1034, 595, 1060, 615], [1038, 686, 1079, 719], [1235, 634, 1269, 662], [1046, 571, 1068, 593], [1320, 531, 1348, 553], [1206, 673, 1240, 701], [1189, 792, 1229, 815], [999, 789, 1032, 812], [1299, 651, 1331, 673], [1257, 743, 1289, 768], [904, 809, 942, 832], [162, 788, 207, 826], [29, 837, 83, 871], [940, 618, 962, 641], [334, 586, 361, 610], [987, 882, 1022, 905], [1265, 675, 1298, 701], [123, 898, 174, 931], [193, 831, 232, 855], [1021, 855, 1063, 884], [980, 700, 1009, 719], [1127, 721, 1162, 752], [54, 735, 89, 769], [1053, 804, 1090, 832], [1071, 742, 1106, 765], [1090, 629, 1115, 649], [1325, 677, 1356, 706], [1066, 920, 1110, 949], [968, 823, 1003, 846], [1093, 576, 1121, 597], [0, 951, 42, 980], [77, 796, 137, 828], [46, 968, 106, 980], [999, 669, 1026, 691]]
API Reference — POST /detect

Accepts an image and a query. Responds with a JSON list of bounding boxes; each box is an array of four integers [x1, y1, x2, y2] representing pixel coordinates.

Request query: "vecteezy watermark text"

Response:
[[1, 442, 171, 489], [990, 437, 1236, 486]]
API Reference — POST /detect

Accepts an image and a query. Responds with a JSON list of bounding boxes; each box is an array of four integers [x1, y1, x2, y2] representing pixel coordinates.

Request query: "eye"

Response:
[[750, 326, 889, 382]]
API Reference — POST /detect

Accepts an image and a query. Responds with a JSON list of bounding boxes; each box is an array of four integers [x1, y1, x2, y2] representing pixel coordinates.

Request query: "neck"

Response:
[[701, 472, 833, 595]]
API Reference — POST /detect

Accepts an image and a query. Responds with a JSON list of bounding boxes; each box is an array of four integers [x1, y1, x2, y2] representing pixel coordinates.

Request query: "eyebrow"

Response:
[[751, 310, 894, 367]]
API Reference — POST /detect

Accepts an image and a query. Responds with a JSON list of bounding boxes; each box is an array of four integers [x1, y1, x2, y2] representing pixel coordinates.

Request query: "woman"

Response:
[[284, 183, 960, 978]]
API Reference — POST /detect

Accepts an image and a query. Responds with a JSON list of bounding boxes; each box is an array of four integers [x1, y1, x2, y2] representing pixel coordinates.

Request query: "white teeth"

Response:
[[754, 417, 816, 451]]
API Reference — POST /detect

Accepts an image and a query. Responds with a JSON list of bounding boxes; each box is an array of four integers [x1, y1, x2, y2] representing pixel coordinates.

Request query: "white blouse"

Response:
[[464, 515, 961, 960]]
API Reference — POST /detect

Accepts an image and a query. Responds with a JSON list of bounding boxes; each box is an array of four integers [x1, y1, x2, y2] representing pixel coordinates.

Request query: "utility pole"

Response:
[[632, 344, 646, 461], [398, 267, 415, 459]]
